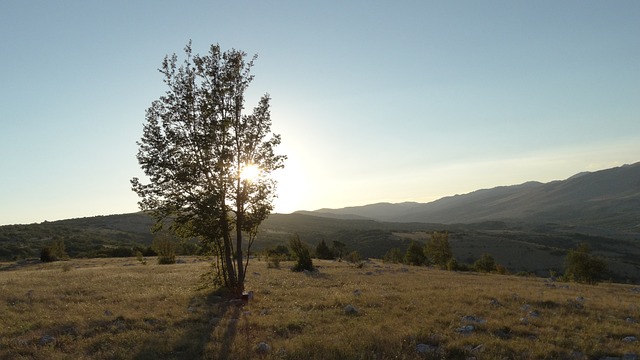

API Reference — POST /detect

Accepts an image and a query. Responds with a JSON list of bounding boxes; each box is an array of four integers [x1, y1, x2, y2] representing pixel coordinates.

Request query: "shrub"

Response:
[[40, 247, 56, 262], [267, 254, 282, 269], [405, 241, 426, 266], [344, 250, 362, 264], [473, 253, 496, 273], [153, 231, 177, 265], [290, 235, 313, 272], [383, 248, 404, 264]]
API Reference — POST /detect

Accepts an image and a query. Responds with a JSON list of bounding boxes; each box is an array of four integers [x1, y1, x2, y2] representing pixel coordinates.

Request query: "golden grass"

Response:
[[0, 258, 638, 359]]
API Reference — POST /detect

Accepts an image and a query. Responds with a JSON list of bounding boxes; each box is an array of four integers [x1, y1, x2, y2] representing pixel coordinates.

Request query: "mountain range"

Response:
[[302, 162, 640, 238]]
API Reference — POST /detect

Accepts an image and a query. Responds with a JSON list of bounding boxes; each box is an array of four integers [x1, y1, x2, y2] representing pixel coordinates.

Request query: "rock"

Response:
[[575, 296, 585, 303], [416, 343, 437, 354], [187, 306, 197, 313], [38, 335, 55, 346], [519, 317, 529, 325], [631, 287, 640, 294], [622, 353, 638, 360], [622, 336, 637, 343], [489, 298, 502, 307], [344, 304, 359, 315], [255, 342, 271, 354], [520, 304, 531, 311], [625, 317, 637, 323], [176, 259, 187, 264], [528, 310, 541, 318], [456, 325, 475, 334], [104, 310, 113, 316], [353, 289, 361, 296]]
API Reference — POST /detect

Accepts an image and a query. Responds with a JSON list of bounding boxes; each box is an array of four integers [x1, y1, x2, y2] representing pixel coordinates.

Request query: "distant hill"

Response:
[[2, 162, 640, 282], [307, 162, 640, 237]]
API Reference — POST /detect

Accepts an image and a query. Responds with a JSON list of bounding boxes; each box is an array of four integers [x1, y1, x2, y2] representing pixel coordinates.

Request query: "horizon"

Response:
[[3, 160, 636, 226], [2, 1, 639, 226]]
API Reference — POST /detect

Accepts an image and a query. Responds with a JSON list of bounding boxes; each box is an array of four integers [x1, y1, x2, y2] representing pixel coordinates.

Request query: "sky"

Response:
[[1, 1, 639, 225]]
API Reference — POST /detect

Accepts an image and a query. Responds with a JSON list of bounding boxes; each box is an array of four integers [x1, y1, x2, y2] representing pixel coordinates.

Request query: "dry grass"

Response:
[[1, 258, 638, 359]]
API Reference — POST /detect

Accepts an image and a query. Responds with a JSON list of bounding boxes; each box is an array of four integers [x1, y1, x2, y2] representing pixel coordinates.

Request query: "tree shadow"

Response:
[[132, 289, 244, 360]]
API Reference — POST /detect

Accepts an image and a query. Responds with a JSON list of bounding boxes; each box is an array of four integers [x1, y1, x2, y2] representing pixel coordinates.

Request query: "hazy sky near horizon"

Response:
[[1, 1, 639, 225]]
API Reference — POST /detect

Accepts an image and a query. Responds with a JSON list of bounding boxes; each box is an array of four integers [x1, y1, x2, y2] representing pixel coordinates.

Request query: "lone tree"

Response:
[[131, 42, 285, 296]]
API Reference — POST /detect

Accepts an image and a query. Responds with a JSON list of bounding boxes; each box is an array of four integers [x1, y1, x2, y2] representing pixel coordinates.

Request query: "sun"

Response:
[[240, 163, 261, 181]]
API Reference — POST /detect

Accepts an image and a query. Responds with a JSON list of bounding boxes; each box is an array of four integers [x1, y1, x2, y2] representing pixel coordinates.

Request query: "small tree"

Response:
[[344, 250, 362, 264], [383, 247, 404, 264], [564, 243, 607, 284], [131, 41, 286, 295], [331, 241, 347, 260], [473, 253, 496, 273], [405, 241, 426, 266], [315, 239, 333, 260], [290, 235, 313, 272], [153, 230, 177, 264], [424, 231, 453, 269]]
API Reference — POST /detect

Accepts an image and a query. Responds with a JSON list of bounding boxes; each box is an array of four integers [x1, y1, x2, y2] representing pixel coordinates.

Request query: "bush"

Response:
[[344, 250, 362, 264], [473, 253, 496, 273], [267, 254, 283, 269], [40, 247, 56, 262], [405, 241, 426, 266], [383, 248, 404, 264], [289, 235, 313, 272], [153, 231, 177, 265]]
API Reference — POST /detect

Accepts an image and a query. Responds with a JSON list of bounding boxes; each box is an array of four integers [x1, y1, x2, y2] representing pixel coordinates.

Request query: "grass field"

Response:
[[1, 257, 638, 359]]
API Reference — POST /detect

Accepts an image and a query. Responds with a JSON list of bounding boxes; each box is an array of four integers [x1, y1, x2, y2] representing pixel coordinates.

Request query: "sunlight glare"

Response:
[[240, 163, 261, 181]]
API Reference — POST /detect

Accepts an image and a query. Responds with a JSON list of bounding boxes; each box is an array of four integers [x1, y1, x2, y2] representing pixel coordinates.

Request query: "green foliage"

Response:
[[564, 243, 607, 284], [131, 41, 285, 293], [424, 231, 453, 269], [383, 247, 404, 264], [153, 231, 177, 265], [344, 250, 362, 264], [315, 239, 333, 260], [331, 240, 347, 259], [405, 241, 426, 266], [289, 235, 313, 272], [473, 253, 496, 272], [40, 239, 68, 262]]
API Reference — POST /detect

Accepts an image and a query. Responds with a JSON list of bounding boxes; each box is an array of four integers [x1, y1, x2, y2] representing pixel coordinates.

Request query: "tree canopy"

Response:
[[131, 41, 285, 295]]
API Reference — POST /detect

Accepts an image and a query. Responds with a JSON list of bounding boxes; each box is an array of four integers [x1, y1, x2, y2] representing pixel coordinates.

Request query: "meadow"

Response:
[[0, 257, 638, 359]]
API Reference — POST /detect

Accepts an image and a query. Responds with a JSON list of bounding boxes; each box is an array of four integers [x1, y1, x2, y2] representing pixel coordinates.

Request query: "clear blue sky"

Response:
[[1, 1, 639, 225]]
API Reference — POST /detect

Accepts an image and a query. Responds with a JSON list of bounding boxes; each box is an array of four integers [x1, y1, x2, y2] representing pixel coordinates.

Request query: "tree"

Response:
[[290, 235, 314, 272], [424, 231, 453, 269], [315, 239, 333, 260], [331, 240, 347, 260], [153, 230, 177, 264], [564, 243, 607, 284], [405, 241, 426, 266], [383, 247, 404, 264], [131, 42, 285, 296]]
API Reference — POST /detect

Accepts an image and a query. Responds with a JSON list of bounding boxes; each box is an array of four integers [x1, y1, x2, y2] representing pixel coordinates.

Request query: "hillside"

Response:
[[310, 162, 640, 236]]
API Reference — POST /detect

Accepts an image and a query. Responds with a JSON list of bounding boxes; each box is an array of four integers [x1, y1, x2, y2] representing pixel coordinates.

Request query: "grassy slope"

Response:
[[1, 258, 638, 359]]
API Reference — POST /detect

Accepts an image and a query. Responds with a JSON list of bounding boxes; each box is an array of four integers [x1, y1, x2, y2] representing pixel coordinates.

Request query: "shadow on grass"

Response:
[[132, 289, 243, 360]]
